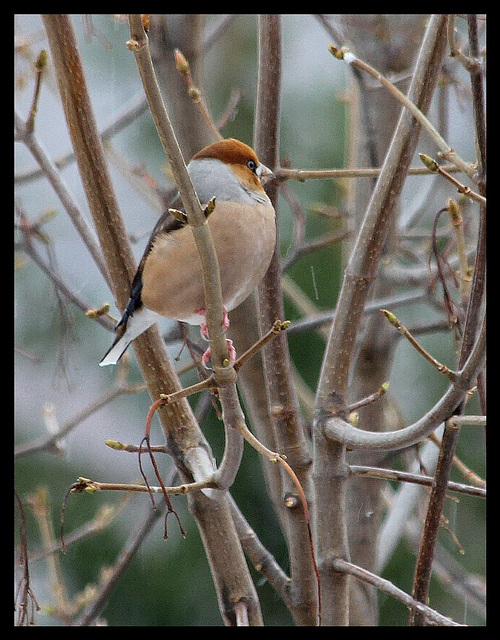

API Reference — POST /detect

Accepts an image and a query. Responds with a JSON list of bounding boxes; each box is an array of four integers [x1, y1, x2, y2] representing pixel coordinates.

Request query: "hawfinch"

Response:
[[99, 138, 276, 367]]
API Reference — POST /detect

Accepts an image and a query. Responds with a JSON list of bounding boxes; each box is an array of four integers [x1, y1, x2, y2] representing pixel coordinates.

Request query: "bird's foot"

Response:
[[196, 306, 234, 368], [199, 306, 230, 341], [201, 339, 236, 368]]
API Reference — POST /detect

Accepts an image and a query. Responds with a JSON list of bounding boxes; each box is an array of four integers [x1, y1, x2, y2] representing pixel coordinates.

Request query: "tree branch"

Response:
[[42, 14, 262, 625], [332, 559, 464, 626], [328, 39, 476, 182], [321, 312, 485, 450], [15, 111, 110, 285], [410, 23, 486, 614], [126, 15, 233, 381], [312, 15, 450, 625], [254, 14, 319, 626]]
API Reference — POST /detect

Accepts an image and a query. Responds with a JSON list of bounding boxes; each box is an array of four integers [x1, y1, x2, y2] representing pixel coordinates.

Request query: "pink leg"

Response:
[[201, 338, 236, 368], [196, 306, 235, 367], [198, 306, 230, 340]]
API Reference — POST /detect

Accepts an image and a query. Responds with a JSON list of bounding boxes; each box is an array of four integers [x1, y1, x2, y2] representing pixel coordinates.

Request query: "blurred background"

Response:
[[15, 15, 485, 625]]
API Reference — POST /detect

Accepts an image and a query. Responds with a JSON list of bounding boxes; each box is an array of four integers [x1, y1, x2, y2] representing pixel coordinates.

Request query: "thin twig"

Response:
[[446, 199, 472, 302], [68, 476, 216, 496], [233, 319, 290, 372], [174, 48, 222, 142], [419, 153, 485, 205], [349, 464, 485, 498], [332, 558, 464, 626], [276, 163, 462, 182], [25, 49, 47, 134], [135, 319, 291, 409], [105, 439, 167, 454], [380, 309, 457, 383], [347, 382, 389, 413], [328, 41, 477, 182]]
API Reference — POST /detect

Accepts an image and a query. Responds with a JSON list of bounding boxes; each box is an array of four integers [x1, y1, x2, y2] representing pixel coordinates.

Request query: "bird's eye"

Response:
[[246, 159, 257, 173]]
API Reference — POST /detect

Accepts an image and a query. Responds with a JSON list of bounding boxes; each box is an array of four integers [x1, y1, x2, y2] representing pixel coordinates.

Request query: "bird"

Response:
[[99, 138, 276, 368]]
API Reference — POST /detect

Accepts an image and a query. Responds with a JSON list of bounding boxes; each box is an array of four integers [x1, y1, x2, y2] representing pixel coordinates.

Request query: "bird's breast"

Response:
[[140, 199, 275, 323]]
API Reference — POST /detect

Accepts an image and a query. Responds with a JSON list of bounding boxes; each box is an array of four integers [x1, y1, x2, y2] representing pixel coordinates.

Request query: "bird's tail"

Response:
[[99, 306, 160, 366]]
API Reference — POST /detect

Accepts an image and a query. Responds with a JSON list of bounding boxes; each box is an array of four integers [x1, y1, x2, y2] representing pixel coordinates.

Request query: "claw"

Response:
[[225, 339, 236, 364], [197, 306, 230, 340], [201, 339, 236, 368], [196, 306, 234, 367]]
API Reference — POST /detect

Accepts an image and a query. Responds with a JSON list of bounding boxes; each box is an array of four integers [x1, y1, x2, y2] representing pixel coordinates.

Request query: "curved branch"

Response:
[[312, 17, 450, 625], [320, 313, 485, 451], [315, 14, 450, 414]]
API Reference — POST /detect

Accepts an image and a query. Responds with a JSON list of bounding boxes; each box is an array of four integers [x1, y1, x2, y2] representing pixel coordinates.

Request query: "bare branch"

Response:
[[126, 15, 233, 380], [254, 14, 319, 626], [328, 40, 476, 181], [313, 15, 450, 626], [418, 153, 485, 205], [349, 464, 486, 499], [14, 111, 110, 284], [321, 312, 485, 450], [380, 309, 457, 382], [333, 559, 464, 626]]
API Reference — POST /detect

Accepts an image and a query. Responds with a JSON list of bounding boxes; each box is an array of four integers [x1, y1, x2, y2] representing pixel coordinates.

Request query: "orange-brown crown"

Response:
[[192, 138, 260, 168]]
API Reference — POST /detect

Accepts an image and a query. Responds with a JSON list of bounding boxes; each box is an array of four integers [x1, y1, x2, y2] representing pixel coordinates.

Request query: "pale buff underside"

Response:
[[140, 199, 276, 324]]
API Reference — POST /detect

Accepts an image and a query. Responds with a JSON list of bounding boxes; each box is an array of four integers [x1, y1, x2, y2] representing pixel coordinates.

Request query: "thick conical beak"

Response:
[[257, 162, 274, 185]]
